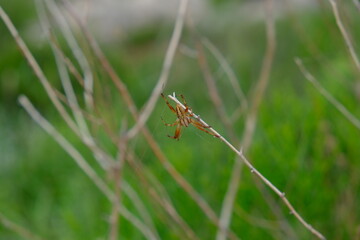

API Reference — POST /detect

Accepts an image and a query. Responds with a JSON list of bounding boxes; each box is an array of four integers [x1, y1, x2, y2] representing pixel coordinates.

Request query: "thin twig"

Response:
[[295, 58, 360, 130], [328, 0, 360, 74], [52, 88, 119, 144], [217, 0, 276, 239], [3, 7, 145, 232], [127, 151, 200, 240], [46, 0, 94, 109], [36, 0, 95, 147], [108, 162, 122, 240], [18, 95, 159, 240], [61, 4, 240, 238], [241, 0, 276, 152], [126, 0, 189, 139], [185, 15, 239, 142], [109, 124, 128, 240], [234, 205, 282, 233], [122, 182, 160, 239], [0, 213, 44, 240], [234, 205, 287, 240], [0, 5, 113, 169], [195, 39, 237, 142], [46, 32, 121, 146], [81, 22, 220, 229], [168, 93, 326, 240], [255, 180, 298, 239], [36, 0, 91, 141], [0, 6, 77, 134], [61, 4, 238, 237], [49, 33, 85, 87], [201, 38, 248, 114]]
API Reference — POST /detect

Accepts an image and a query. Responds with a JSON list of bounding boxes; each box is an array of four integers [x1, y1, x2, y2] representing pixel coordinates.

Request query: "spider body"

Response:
[[161, 93, 220, 140], [176, 104, 191, 127]]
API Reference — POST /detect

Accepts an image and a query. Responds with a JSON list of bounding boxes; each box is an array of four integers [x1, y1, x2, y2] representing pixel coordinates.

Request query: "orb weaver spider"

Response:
[[161, 93, 220, 140]]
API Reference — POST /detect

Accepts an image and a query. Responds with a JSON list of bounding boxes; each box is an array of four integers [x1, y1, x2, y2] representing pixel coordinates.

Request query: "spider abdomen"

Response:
[[179, 117, 191, 127]]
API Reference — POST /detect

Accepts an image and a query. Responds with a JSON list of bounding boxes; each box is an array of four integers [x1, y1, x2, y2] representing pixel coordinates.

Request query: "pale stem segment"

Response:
[[167, 93, 326, 240]]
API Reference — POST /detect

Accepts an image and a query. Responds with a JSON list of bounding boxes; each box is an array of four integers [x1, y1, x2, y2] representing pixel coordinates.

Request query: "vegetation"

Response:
[[0, 0, 359, 239]]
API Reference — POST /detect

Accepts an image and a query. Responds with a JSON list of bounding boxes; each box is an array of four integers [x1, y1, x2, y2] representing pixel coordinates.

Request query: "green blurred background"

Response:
[[1, 0, 360, 239]]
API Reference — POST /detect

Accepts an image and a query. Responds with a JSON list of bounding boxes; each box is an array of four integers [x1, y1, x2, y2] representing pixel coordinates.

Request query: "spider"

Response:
[[161, 93, 220, 140]]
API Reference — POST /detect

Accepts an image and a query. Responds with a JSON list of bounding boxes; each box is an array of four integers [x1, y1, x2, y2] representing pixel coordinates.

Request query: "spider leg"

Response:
[[161, 117, 179, 127], [190, 118, 211, 128], [161, 93, 177, 114], [180, 94, 193, 114], [168, 124, 182, 140], [191, 120, 220, 138]]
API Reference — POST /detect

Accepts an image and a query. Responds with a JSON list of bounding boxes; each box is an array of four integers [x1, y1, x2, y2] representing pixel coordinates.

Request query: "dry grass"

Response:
[[4, 0, 359, 239]]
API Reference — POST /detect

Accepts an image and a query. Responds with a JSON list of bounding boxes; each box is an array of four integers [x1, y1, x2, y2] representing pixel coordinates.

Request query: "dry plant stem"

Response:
[[127, 151, 200, 240], [196, 40, 237, 142], [63, 4, 238, 238], [0, 3, 187, 238], [51, 39, 95, 149], [0, 213, 44, 240], [256, 181, 298, 239], [234, 204, 288, 239], [64, 6, 236, 237], [0, 6, 113, 169], [46, 0, 94, 109], [37, 0, 95, 153], [0, 7, 150, 232], [0, 6, 77, 134], [18, 95, 159, 240], [122, 182, 160, 238], [108, 165, 121, 240], [126, 0, 189, 139], [201, 38, 248, 113], [234, 205, 283, 233], [168, 93, 326, 240], [141, 137, 238, 240], [194, 39, 293, 237], [284, 0, 351, 115], [52, 88, 114, 141], [283, 0, 348, 85], [242, 0, 275, 152], [295, 58, 360, 130], [131, 146, 215, 239], [50, 35, 85, 87], [217, 0, 276, 239], [197, 39, 280, 239], [329, 0, 360, 74], [200, 34, 295, 238], [109, 133, 128, 240], [47, 35, 120, 146]]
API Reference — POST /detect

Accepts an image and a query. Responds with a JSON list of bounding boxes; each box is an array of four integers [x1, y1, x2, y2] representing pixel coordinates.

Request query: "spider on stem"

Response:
[[161, 93, 220, 140]]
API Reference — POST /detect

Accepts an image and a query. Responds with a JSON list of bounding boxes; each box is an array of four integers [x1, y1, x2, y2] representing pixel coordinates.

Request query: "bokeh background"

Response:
[[1, 0, 360, 239]]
